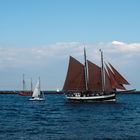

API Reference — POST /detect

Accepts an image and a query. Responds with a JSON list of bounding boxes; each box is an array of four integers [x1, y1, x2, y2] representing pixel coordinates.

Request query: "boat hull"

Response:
[[65, 93, 116, 102], [29, 97, 45, 101], [19, 91, 32, 96]]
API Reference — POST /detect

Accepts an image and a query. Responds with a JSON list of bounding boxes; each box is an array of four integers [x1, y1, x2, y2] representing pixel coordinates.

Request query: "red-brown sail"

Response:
[[104, 69, 112, 91], [105, 63, 126, 90], [63, 56, 86, 91], [87, 60, 102, 91], [109, 63, 130, 85]]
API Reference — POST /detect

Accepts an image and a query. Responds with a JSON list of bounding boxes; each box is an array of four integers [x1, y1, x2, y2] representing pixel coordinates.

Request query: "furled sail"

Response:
[[87, 60, 102, 91], [63, 56, 86, 91], [108, 63, 130, 85]]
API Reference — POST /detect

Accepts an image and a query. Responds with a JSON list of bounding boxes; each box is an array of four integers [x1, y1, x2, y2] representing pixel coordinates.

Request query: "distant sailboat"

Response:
[[19, 74, 33, 96], [29, 78, 45, 101], [63, 48, 130, 102]]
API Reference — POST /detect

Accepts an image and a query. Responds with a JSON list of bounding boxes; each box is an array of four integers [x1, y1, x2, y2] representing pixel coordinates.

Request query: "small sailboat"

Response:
[[19, 74, 33, 96], [29, 78, 45, 101], [63, 48, 130, 102]]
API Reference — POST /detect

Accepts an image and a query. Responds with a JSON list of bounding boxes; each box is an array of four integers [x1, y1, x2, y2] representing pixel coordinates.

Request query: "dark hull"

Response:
[[66, 93, 116, 102]]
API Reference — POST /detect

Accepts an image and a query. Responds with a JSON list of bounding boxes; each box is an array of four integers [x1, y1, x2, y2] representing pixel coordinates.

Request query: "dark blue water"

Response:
[[0, 94, 140, 140]]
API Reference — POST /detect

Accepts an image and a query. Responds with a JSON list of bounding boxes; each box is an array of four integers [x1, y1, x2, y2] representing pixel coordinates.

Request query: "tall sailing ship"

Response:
[[18, 74, 33, 96], [63, 49, 130, 102]]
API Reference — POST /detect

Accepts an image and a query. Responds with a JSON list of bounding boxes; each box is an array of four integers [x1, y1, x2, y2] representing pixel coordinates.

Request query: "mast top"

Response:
[[100, 49, 105, 92]]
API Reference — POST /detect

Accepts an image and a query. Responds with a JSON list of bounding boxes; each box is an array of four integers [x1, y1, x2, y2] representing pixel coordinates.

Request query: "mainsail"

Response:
[[87, 60, 102, 91], [32, 80, 40, 98]]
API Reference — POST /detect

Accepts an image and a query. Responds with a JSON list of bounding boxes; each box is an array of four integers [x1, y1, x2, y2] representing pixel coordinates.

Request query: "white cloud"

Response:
[[112, 40, 125, 46], [0, 41, 139, 90], [112, 40, 140, 53], [0, 41, 139, 68], [0, 41, 139, 72]]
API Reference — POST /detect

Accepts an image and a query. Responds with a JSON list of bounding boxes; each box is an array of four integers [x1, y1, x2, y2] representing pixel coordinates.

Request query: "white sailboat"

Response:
[[29, 78, 45, 101]]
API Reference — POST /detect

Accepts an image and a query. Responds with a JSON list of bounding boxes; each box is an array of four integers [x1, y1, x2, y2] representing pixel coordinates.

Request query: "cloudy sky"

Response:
[[0, 0, 140, 90]]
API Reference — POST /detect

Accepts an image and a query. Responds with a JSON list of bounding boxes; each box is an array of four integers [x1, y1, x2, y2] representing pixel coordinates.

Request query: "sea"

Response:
[[0, 93, 140, 140]]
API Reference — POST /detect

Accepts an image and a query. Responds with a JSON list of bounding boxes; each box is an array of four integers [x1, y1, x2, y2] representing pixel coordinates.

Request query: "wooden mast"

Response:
[[22, 74, 25, 91], [100, 49, 105, 92], [84, 47, 88, 91]]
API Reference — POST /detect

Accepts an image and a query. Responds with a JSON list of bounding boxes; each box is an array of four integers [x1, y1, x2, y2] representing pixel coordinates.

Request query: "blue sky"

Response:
[[0, 0, 140, 90]]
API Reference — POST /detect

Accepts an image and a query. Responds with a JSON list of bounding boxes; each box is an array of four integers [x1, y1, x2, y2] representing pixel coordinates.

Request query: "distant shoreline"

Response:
[[0, 90, 139, 94], [0, 90, 64, 94]]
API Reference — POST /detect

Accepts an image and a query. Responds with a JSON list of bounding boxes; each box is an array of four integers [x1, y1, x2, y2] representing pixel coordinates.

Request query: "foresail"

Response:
[[63, 56, 86, 91], [87, 60, 102, 91], [108, 63, 130, 85], [105, 63, 126, 90]]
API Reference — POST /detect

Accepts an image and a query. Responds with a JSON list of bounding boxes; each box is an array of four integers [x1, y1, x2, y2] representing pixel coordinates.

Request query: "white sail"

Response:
[[29, 78, 45, 101], [32, 80, 40, 98]]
